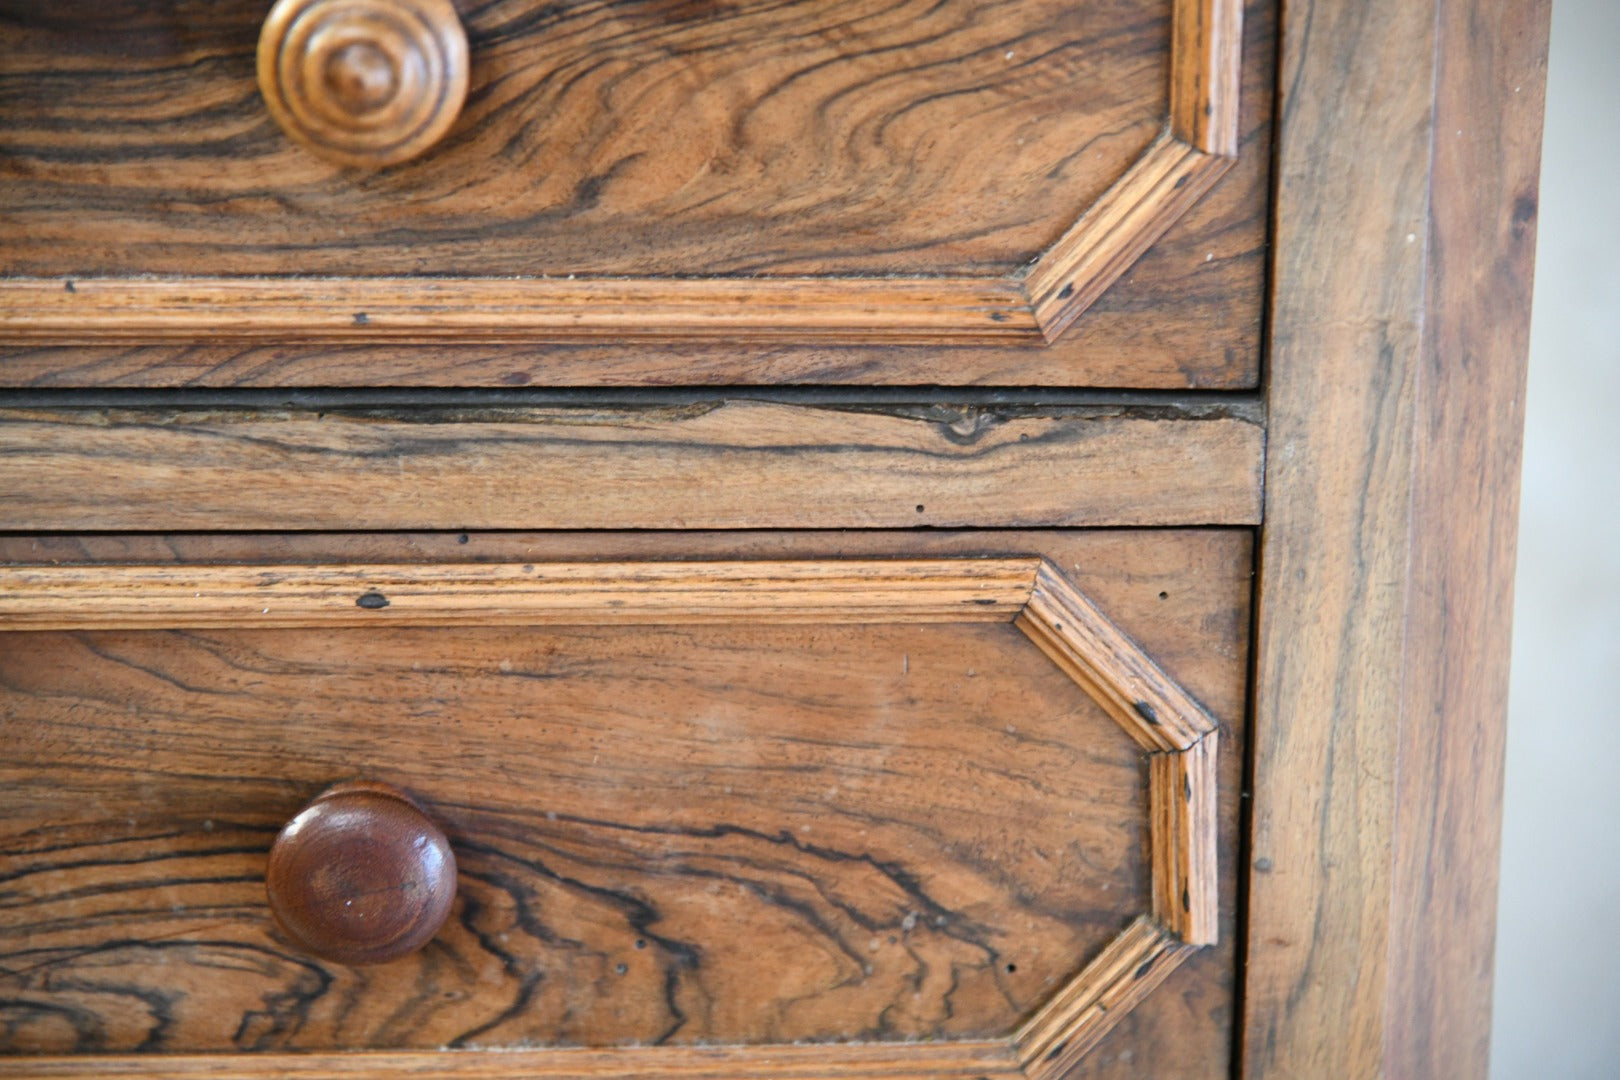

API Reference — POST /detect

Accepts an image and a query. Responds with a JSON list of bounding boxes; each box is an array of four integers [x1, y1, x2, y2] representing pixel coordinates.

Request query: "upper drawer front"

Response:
[[0, 0, 1273, 388]]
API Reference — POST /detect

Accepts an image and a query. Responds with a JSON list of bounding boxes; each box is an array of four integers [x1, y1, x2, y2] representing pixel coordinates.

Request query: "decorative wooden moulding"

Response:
[[0, 557, 1219, 1079], [0, 0, 1242, 348]]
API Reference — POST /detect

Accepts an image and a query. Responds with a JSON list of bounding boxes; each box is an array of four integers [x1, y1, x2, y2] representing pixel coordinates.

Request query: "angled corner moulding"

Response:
[[0, 556, 1220, 1079], [0, 0, 1242, 348]]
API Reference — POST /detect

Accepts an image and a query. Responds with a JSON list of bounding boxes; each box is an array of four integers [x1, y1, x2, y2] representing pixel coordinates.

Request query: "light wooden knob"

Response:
[[257, 0, 470, 168], [266, 780, 457, 965]]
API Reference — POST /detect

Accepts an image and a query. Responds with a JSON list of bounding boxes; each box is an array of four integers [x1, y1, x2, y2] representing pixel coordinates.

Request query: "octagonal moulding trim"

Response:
[[0, 0, 1242, 348], [0, 556, 1221, 1078]]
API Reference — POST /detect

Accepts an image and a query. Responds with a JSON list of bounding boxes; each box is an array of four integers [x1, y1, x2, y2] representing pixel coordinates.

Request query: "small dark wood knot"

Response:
[[266, 779, 456, 965]]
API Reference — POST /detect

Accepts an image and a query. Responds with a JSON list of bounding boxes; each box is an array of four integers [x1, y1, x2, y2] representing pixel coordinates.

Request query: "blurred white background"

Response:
[[1489, 1, 1620, 1076]]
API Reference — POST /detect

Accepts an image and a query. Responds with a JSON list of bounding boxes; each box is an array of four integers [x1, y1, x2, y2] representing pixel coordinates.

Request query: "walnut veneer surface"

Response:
[[0, 0, 1550, 1076], [0, 0, 1273, 384]]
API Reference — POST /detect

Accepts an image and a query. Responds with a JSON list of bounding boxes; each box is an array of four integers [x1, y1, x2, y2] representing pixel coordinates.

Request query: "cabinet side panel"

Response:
[[1244, 0, 1549, 1077], [1385, 0, 1550, 1074], [1245, 0, 1438, 1060]]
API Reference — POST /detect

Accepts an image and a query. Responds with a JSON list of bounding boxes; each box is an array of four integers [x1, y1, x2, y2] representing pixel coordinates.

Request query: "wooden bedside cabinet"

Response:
[[0, 0, 1548, 1077]]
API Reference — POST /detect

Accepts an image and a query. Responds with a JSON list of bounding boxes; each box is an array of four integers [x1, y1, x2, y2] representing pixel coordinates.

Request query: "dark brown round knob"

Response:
[[257, 0, 470, 168], [266, 780, 456, 965]]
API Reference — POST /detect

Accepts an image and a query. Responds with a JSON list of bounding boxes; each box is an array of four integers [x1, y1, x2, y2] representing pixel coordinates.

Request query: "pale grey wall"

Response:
[[1489, 1, 1620, 1076]]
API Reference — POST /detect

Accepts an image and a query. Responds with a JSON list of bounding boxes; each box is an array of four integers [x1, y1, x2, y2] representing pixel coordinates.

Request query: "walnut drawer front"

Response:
[[0, 529, 1249, 1079], [0, 0, 1274, 388]]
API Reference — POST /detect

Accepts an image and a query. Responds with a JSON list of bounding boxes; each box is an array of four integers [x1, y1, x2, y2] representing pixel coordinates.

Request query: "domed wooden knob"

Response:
[[257, 0, 470, 168], [266, 780, 457, 965]]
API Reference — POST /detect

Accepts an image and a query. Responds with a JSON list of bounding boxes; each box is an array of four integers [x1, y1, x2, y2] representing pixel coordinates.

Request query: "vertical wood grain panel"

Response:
[[1244, 1, 1439, 1076], [1244, 0, 1549, 1076], [1384, 1, 1550, 1074]]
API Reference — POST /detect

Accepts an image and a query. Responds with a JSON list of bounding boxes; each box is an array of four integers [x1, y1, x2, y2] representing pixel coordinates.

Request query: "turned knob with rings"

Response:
[[257, 0, 470, 168]]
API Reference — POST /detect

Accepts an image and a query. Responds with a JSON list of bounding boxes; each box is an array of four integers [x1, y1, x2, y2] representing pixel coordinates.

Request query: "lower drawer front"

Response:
[[0, 530, 1249, 1079]]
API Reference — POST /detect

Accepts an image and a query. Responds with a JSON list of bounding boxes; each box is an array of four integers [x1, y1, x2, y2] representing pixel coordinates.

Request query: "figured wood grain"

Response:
[[0, 531, 1252, 1076], [0, 0, 1255, 354], [0, 0, 1169, 279], [1151, 734, 1218, 946], [1241, 0, 1550, 1075], [0, 1043, 1019, 1080], [1, 619, 1151, 1050], [1013, 916, 1193, 1080], [0, 401, 1264, 532], [0, 5, 1274, 387], [0, 552, 1222, 973], [0, 553, 1223, 988]]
